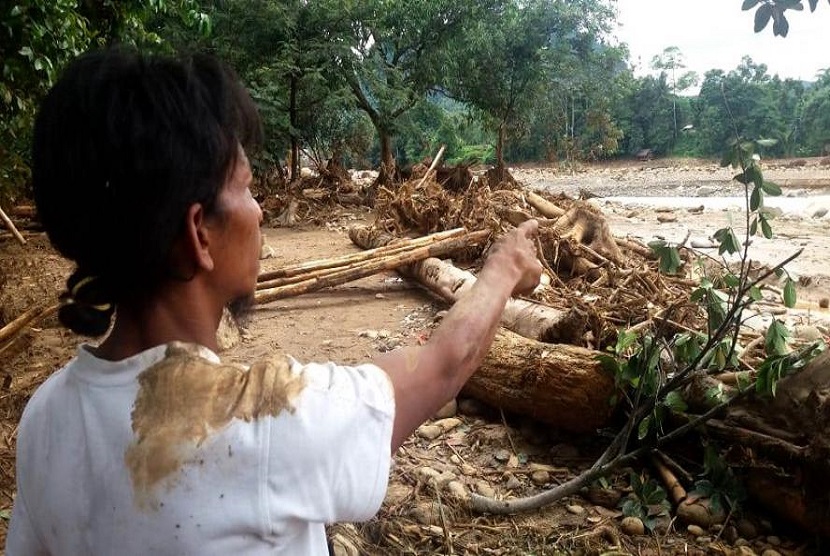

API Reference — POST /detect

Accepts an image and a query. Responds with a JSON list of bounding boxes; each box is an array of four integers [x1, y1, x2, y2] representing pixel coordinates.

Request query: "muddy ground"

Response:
[[2, 158, 830, 554]]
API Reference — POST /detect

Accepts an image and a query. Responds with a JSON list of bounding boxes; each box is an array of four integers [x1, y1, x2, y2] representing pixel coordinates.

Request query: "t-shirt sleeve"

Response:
[[5, 492, 48, 556], [263, 360, 395, 526]]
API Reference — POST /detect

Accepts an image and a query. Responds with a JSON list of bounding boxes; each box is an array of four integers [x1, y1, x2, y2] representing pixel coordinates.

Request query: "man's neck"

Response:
[[94, 286, 223, 361]]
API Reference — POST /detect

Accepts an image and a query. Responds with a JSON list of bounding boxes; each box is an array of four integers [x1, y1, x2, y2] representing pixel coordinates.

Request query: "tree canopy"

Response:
[[3, 0, 830, 201]]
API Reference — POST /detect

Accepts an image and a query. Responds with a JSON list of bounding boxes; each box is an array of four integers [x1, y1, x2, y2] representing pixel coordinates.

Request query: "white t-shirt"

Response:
[[6, 342, 395, 555]]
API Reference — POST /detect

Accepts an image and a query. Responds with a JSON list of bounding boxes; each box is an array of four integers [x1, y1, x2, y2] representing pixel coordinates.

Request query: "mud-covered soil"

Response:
[[2, 158, 830, 554]]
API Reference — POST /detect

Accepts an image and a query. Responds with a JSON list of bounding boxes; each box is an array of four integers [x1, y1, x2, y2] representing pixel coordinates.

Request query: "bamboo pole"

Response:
[[414, 144, 446, 190], [0, 303, 59, 353], [526, 191, 566, 219], [0, 204, 26, 245], [255, 229, 490, 305], [651, 453, 687, 505], [257, 227, 464, 283]]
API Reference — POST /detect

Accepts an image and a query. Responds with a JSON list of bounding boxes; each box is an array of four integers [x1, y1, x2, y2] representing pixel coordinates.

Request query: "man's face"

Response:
[[208, 147, 263, 310]]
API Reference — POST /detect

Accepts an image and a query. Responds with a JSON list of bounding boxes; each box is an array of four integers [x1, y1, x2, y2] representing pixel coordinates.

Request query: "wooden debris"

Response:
[[0, 303, 59, 355], [526, 191, 566, 218], [463, 329, 616, 433], [254, 230, 490, 305], [0, 204, 26, 245], [258, 228, 465, 283]]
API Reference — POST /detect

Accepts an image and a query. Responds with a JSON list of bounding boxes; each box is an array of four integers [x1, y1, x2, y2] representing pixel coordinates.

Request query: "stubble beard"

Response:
[[227, 292, 255, 328]]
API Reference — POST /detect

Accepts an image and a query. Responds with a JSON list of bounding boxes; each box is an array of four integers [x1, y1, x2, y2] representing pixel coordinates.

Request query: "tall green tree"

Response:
[[448, 0, 620, 169], [800, 69, 830, 155], [337, 0, 487, 183], [446, 0, 555, 172], [0, 0, 207, 199], [650, 46, 698, 145], [623, 74, 675, 155], [693, 57, 789, 157]]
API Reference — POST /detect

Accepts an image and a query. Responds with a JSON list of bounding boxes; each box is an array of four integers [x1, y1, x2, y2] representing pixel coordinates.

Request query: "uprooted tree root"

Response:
[[369, 175, 704, 352]]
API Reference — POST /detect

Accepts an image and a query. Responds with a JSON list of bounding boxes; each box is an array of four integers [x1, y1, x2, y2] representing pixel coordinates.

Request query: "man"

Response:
[[6, 48, 541, 555]]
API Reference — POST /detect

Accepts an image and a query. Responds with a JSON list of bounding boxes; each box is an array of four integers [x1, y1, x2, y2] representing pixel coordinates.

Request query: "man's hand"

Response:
[[479, 219, 543, 297]]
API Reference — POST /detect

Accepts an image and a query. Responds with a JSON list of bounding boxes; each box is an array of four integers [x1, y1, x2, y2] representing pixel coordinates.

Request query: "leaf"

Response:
[[747, 164, 763, 189], [658, 246, 682, 274], [690, 287, 706, 302], [664, 391, 688, 412], [750, 217, 758, 236], [713, 227, 740, 255], [736, 371, 752, 392], [719, 149, 735, 168], [742, 0, 762, 9], [648, 239, 667, 251], [772, 10, 790, 37], [765, 320, 791, 356], [754, 4, 773, 32], [596, 353, 621, 374], [749, 285, 762, 301], [761, 180, 782, 195], [783, 278, 797, 308], [755, 138, 777, 147], [638, 415, 651, 440], [723, 273, 740, 289], [750, 186, 762, 210], [760, 215, 773, 239]]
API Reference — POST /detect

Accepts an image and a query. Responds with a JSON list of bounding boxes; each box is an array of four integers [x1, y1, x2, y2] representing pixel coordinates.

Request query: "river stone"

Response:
[[417, 424, 443, 440], [505, 474, 522, 491], [531, 470, 550, 485], [566, 504, 586, 515], [621, 516, 645, 536], [434, 417, 462, 432], [687, 524, 706, 537], [447, 480, 468, 500], [737, 519, 758, 539], [475, 481, 495, 498]]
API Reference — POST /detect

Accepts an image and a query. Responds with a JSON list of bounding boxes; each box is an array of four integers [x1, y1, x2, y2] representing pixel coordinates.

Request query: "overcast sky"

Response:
[[614, 0, 830, 84]]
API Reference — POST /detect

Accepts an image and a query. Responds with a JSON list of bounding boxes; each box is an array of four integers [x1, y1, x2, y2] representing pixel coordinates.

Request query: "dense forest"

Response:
[[2, 0, 830, 199]]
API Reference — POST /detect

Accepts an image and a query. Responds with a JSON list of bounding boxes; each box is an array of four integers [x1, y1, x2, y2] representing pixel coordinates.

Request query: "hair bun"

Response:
[[58, 271, 115, 336]]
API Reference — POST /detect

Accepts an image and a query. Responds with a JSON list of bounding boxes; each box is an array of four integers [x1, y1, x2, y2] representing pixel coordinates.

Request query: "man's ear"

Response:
[[183, 202, 215, 272]]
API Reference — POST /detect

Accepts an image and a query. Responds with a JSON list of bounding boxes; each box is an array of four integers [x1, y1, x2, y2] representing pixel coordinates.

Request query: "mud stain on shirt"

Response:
[[124, 342, 305, 509]]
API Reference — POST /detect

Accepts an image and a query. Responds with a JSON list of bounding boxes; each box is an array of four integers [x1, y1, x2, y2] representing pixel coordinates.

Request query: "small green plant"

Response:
[[691, 444, 746, 514], [621, 472, 671, 531], [648, 240, 682, 275]]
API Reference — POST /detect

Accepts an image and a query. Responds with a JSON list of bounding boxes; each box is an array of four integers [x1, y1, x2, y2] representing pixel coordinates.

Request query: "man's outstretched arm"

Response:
[[373, 220, 543, 450]]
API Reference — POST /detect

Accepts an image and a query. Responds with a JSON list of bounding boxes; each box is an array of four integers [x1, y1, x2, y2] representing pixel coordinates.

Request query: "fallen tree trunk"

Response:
[[409, 257, 587, 344], [465, 329, 615, 433], [704, 349, 830, 536]]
